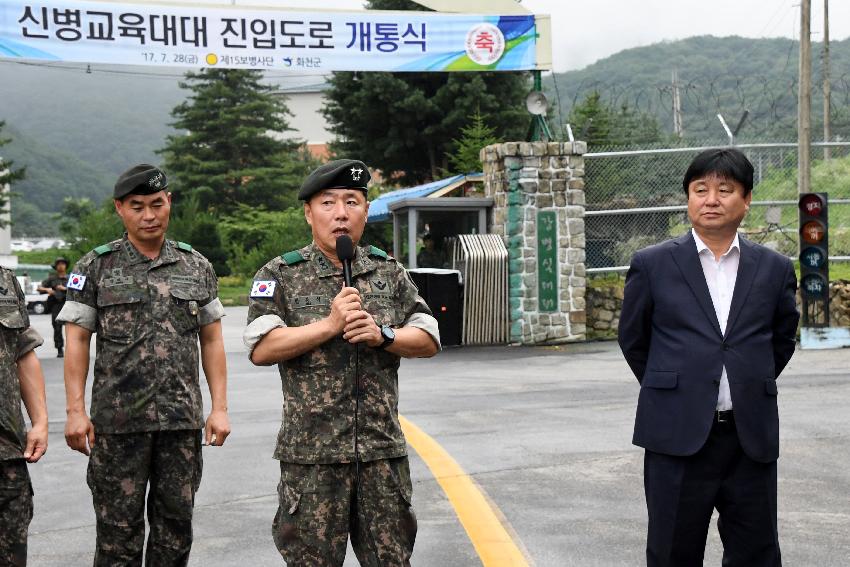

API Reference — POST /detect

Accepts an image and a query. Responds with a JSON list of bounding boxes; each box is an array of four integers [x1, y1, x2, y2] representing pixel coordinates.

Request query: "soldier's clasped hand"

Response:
[[327, 287, 362, 334], [342, 310, 382, 347]]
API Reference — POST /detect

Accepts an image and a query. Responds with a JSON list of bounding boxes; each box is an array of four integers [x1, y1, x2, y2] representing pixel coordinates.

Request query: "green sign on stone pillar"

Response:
[[537, 211, 558, 312]]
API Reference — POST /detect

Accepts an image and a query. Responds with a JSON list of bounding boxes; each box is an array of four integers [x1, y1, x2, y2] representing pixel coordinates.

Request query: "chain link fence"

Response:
[[583, 141, 850, 271]]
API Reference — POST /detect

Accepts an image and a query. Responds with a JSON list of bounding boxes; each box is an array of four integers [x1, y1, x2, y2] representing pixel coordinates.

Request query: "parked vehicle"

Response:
[[33, 238, 67, 251], [25, 292, 50, 315], [10, 239, 34, 252]]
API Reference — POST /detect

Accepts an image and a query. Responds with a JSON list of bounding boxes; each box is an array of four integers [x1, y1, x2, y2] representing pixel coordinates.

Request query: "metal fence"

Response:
[[583, 142, 850, 272]]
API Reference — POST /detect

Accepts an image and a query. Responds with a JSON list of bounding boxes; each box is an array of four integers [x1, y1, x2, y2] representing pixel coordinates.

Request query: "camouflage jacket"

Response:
[[40, 273, 69, 304], [0, 267, 44, 461], [58, 235, 224, 434], [244, 242, 440, 464]]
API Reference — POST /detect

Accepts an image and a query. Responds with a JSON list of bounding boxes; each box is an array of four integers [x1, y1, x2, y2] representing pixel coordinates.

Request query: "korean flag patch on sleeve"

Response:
[[251, 280, 276, 298], [67, 273, 87, 291]]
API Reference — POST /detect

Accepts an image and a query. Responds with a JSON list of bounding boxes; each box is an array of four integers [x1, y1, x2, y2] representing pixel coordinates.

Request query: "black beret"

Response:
[[114, 164, 168, 199], [298, 159, 371, 201]]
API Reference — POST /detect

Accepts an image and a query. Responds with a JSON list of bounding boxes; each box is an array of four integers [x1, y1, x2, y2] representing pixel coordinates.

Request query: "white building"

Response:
[[271, 79, 332, 161]]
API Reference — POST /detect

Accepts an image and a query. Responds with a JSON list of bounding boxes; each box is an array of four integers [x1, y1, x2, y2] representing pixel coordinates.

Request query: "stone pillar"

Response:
[[481, 141, 587, 345]]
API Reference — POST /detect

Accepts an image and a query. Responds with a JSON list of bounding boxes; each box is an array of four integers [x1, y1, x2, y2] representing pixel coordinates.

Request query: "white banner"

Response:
[[0, 0, 540, 71]]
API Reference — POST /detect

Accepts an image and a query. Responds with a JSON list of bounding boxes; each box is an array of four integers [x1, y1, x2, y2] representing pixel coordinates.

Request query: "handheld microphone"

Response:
[[336, 236, 377, 562], [336, 234, 355, 287]]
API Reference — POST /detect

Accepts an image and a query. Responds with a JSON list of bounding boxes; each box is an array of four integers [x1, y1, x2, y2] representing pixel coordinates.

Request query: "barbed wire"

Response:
[[556, 71, 850, 141]]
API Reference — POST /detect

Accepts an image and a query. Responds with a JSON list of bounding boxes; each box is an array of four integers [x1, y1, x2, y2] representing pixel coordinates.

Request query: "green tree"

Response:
[[158, 69, 315, 213], [447, 107, 499, 175], [10, 199, 54, 237], [219, 206, 313, 277], [322, 0, 528, 184], [58, 197, 123, 257], [166, 195, 230, 276], [0, 121, 25, 228], [568, 91, 662, 148], [570, 92, 674, 210], [567, 92, 613, 146]]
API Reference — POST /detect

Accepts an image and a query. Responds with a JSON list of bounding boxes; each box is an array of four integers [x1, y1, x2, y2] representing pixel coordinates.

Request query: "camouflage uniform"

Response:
[[58, 235, 224, 567], [39, 273, 68, 351], [244, 243, 440, 567], [415, 248, 446, 269], [0, 267, 44, 567]]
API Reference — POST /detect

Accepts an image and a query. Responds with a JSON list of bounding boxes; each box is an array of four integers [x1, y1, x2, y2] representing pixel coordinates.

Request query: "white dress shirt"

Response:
[[692, 229, 740, 411]]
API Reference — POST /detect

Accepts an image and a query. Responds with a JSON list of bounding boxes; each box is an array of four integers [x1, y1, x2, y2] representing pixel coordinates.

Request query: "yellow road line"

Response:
[[399, 415, 530, 567]]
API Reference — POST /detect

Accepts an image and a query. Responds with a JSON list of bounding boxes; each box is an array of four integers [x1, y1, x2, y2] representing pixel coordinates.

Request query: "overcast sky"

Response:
[[202, 0, 850, 72]]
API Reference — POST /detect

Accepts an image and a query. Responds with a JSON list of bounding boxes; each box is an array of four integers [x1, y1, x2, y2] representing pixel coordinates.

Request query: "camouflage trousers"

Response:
[[273, 456, 417, 567], [50, 303, 64, 350], [0, 460, 32, 567], [87, 430, 202, 567]]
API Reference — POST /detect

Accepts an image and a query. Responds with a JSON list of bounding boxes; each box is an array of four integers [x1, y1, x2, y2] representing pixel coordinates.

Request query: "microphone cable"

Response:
[[336, 234, 382, 563]]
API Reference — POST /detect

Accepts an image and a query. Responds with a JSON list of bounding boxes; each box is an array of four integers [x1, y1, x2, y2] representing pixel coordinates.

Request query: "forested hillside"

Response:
[[0, 62, 184, 233], [547, 36, 850, 144]]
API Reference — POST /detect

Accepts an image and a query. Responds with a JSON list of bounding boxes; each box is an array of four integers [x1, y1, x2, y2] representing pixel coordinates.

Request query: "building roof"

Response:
[[368, 174, 472, 222], [270, 79, 330, 95]]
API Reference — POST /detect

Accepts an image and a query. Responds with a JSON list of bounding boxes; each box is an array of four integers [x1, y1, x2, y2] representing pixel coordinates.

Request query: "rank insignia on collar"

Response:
[[251, 280, 276, 298], [68, 273, 87, 291], [372, 279, 387, 290]]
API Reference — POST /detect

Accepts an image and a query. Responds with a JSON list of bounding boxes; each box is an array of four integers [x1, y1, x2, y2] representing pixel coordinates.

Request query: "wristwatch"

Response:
[[377, 325, 395, 349]]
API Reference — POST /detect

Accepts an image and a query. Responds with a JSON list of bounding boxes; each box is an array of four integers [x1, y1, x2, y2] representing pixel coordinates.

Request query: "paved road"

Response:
[[25, 308, 850, 566]]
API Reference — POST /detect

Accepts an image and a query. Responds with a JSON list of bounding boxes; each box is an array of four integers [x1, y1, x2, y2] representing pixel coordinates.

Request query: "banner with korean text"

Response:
[[0, 0, 541, 71]]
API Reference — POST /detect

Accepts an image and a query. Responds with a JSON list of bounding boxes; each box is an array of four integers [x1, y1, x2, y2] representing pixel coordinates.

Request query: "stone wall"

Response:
[[586, 278, 850, 335], [481, 141, 587, 345], [586, 283, 623, 339], [828, 280, 850, 326]]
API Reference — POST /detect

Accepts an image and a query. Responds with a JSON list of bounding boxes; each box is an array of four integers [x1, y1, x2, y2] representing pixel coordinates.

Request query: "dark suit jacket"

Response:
[[618, 231, 799, 463]]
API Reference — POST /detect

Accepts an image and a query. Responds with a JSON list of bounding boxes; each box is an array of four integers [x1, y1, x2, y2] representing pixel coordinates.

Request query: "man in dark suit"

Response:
[[618, 148, 799, 567]]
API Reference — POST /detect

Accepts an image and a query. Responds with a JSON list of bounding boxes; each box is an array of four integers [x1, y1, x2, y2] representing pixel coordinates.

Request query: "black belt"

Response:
[[715, 410, 734, 424]]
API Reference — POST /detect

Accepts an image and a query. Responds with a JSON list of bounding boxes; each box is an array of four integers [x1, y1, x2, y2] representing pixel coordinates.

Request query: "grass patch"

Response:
[[218, 276, 252, 306], [16, 248, 76, 265], [588, 271, 625, 288]]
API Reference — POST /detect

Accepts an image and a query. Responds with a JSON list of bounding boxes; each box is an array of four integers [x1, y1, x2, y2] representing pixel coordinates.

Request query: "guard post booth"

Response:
[[368, 174, 509, 346]]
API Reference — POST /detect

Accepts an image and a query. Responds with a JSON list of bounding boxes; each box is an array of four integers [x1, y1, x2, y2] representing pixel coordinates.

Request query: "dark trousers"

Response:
[[644, 416, 781, 567], [87, 430, 203, 567], [50, 303, 64, 350], [0, 460, 32, 567]]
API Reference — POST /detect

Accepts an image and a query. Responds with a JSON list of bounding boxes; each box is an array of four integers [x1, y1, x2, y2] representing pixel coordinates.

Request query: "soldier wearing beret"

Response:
[[57, 164, 231, 567], [0, 266, 48, 567], [37, 256, 69, 357], [244, 158, 441, 566]]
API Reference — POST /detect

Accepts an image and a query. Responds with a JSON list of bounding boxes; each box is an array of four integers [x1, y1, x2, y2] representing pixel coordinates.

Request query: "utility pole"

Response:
[[798, 0, 812, 195], [822, 0, 831, 161], [672, 70, 684, 138], [0, 170, 12, 264]]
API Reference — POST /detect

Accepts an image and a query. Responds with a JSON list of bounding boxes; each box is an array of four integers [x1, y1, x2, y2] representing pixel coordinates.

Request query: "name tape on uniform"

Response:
[[251, 280, 276, 298], [67, 273, 87, 291]]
